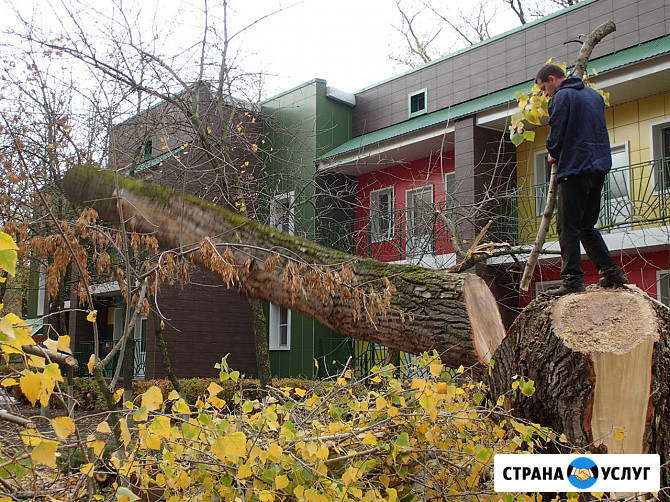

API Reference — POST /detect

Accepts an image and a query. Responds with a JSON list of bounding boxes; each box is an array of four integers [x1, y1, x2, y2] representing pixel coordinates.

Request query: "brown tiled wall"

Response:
[[144, 269, 255, 380], [353, 0, 670, 136]]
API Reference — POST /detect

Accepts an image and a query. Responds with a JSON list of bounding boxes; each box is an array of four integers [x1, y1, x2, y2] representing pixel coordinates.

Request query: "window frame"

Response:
[[405, 184, 435, 257], [269, 304, 291, 351], [534, 150, 552, 217], [269, 191, 294, 351], [270, 191, 295, 235], [142, 138, 154, 161], [650, 119, 670, 193], [369, 186, 395, 243], [408, 88, 428, 118]]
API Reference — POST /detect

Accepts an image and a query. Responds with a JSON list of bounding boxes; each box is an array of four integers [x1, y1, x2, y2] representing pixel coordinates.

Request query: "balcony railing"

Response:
[[74, 340, 146, 378], [501, 156, 670, 245], [317, 157, 670, 258]]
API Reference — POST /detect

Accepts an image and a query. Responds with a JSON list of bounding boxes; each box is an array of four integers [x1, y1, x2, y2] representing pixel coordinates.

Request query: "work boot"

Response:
[[545, 275, 586, 297], [599, 267, 628, 288]]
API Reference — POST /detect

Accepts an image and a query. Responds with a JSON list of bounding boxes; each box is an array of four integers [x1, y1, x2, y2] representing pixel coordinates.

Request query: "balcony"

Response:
[[317, 157, 670, 259]]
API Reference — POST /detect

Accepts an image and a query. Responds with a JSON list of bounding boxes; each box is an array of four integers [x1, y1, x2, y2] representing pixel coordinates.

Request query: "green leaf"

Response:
[[0, 250, 17, 276], [523, 130, 536, 142], [395, 432, 410, 450], [511, 134, 524, 147]]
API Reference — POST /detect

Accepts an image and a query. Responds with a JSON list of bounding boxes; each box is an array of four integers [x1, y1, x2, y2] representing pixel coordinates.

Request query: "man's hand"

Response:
[[547, 155, 557, 165]]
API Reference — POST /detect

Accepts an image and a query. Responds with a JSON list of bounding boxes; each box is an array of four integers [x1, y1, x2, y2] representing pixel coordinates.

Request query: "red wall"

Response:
[[355, 153, 455, 261], [520, 250, 670, 306]]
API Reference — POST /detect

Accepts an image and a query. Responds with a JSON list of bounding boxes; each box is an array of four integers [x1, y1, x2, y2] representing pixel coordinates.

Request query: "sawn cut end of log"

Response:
[[490, 285, 670, 488], [62, 164, 506, 369]]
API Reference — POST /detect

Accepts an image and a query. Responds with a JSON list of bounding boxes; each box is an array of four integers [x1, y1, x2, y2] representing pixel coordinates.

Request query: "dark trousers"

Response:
[[556, 172, 618, 278]]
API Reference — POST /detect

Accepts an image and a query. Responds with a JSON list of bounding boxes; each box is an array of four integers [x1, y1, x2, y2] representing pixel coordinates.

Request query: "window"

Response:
[[650, 121, 670, 192], [408, 89, 427, 118], [599, 143, 631, 228], [270, 192, 295, 235], [142, 138, 153, 161], [269, 304, 290, 350], [269, 192, 293, 350], [658, 271, 670, 307], [444, 172, 457, 212], [534, 151, 552, 216], [406, 185, 434, 257], [370, 187, 394, 242]]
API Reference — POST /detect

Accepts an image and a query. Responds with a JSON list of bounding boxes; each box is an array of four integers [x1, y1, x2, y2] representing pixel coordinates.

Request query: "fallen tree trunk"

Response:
[[62, 165, 505, 370], [490, 285, 670, 488]]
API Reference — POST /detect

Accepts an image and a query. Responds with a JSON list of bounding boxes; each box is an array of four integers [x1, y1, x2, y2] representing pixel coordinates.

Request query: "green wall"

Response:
[[260, 79, 354, 378]]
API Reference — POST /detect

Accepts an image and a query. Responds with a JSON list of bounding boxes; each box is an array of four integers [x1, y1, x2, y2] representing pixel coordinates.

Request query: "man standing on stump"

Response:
[[535, 64, 627, 296]]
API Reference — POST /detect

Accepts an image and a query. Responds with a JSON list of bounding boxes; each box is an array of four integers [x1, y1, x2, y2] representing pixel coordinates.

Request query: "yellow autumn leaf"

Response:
[[275, 474, 289, 490], [0, 232, 19, 252], [30, 439, 58, 468], [172, 398, 190, 414], [44, 337, 58, 353], [141, 385, 163, 412], [87, 354, 96, 375], [212, 431, 247, 460], [167, 389, 180, 400], [207, 381, 223, 396], [133, 406, 149, 422], [149, 415, 172, 439], [237, 462, 253, 479], [113, 388, 124, 403], [294, 387, 306, 398], [91, 439, 106, 457], [96, 421, 112, 434], [86, 310, 97, 322], [429, 363, 443, 377], [1, 377, 18, 387], [20, 372, 41, 406], [119, 418, 131, 447], [51, 416, 76, 440], [614, 427, 626, 441], [57, 335, 72, 354], [267, 442, 283, 462], [80, 462, 96, 477], [362, 433, 377, 446], [207, 395, 226, 410], [43, 363, 64, 383], [146, 433, 162, 450]]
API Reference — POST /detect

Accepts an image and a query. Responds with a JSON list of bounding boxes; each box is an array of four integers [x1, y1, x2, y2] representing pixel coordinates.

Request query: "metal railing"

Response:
[[317, 157, 670, 256], [74, 340, 146, 378]]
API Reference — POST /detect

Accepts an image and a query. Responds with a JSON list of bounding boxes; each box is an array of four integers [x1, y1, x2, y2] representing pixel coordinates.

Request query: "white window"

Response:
[[370, 187, 394, 243], [534, 150, 552, 216], [406, 185, 434, 257], [269, 304, 290, 350], [269, 191, 293, 350], [599, 142, 631, 228], [650, 120, 670, 192], [270, 192, 295, 235], [408, 89, 427, 118], [134, 316, 147, 379]]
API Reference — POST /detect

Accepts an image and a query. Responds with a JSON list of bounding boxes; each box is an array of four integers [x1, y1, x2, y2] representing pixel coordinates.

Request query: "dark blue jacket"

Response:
[[547, 76, 612, 181]]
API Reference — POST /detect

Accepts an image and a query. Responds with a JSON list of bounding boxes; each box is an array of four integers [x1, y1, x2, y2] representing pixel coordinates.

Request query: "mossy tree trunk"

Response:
[[63, 165, 506, 371]]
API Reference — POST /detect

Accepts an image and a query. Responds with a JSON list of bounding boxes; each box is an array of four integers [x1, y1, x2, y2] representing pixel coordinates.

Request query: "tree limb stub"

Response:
[[21, 344, 78, 369], [62, 165, 506, 369]]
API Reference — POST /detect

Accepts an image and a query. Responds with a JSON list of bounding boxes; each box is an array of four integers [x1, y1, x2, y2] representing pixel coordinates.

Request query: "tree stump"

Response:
[[490, 285, 670, 489]]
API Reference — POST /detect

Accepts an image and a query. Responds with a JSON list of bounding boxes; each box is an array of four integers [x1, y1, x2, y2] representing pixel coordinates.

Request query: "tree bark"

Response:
[[489, 286, 670, 491], [62, 164, 506, 371]]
